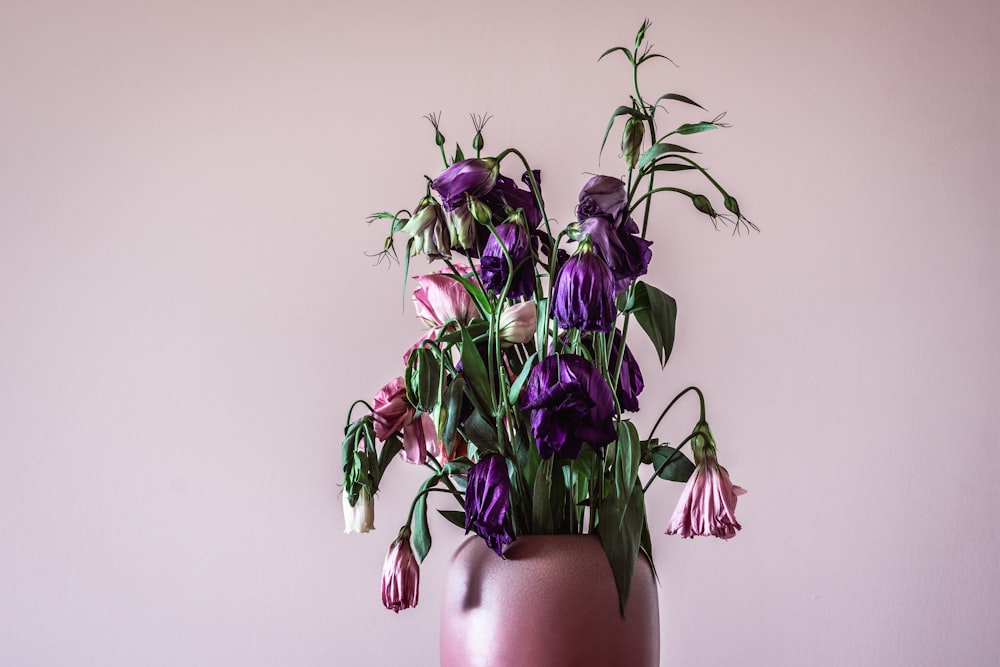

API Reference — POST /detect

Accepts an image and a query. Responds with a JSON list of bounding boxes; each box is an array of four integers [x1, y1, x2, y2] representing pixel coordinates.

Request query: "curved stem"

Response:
[[345, 400, 374, 430], [627, 186, 695, 218], [646, 386, 706, 441], [642, 431, 700, 492]]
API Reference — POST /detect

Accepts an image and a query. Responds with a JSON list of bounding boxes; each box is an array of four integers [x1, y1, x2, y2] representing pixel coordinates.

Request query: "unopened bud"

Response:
[[691, 194, 717, 218], [622, 117, 644, 170], [505, 207, 527, 228], [723, 194, 741, 218], [467, 196, 492, 225]]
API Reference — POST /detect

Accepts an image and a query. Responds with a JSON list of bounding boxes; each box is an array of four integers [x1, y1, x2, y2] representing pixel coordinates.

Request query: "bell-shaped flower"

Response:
[[480, 221, 536, 300], [412, 265, 476, 328], [464, 453, 515, 556], [371, 377, 439, 464], [498, 301, 536, 346], [576, 175, 628, 223], [431, 158, 498, 211], [610, 329, 644, 412], [447, 201, 477, 250], [381, 530, 420, 612], [519, 354, 617, 459], [342, 487, 375, 534], [665, 450, 746, 540], [482, 171, 544, 230], [551, 243, 617, 333], [577, 216, 652, 293]]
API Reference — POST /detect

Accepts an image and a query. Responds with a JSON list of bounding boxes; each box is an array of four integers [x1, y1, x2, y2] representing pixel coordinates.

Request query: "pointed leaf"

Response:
[[623, 281, 677, 368], [637, 142, 699, 170], [649, 445, 695, 482], [460, 325, 494, 415], [674, 121, 721, 135], [654, 92, 706, 111], [598, 46, 635, 65], [615, 420, 641, 503], [507, 352, 537, 405], [597, 481, 646, 615], [648, 163, 698, 173], [440, 376, 465, 459], [532, 457, 554, 533], [438, 509, 467, 530], [412, 474, 442, 563], [454, 143, 465, 162], [600, 105, 649, 160]]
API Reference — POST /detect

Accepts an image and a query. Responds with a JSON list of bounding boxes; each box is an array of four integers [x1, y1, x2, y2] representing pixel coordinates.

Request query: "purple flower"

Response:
[[519, 354, 617, 459], [482, 171, 544, 230], [465, 453, 515, 556], [381, 531, 420, 612], [610, 329, 644, 412], [576, 175, 627, 223], [480, 222, 536, 299], [551, 246, 616, 332], [578, 216, 652, 293], [431, 158, 498, 211]]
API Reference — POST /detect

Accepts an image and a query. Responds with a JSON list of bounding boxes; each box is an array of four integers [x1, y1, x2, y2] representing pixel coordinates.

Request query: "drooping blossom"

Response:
[[519, 354, 617, 459], [381, 531, 420, 612], [412, 265, 476, 328], [578, 216, 652, 293], [551, 244, 617, 333], [498, 301, 536, 347], [610, 329, 644, 412], [665, 454, 746, 540], [446, 202, 476, 249], [480, 222, 536, 300], [343, 487, 375, 534], [371, 377, 439, 464], [431, 158, 498, 210], [402, 197, 451, 260], [576, 175, 628, 223], [465, 453, 515, 556], [482, 171, 544, 230]]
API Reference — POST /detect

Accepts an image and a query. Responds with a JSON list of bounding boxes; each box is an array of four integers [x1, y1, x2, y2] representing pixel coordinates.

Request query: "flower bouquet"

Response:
[[341, 20, 750, 616]]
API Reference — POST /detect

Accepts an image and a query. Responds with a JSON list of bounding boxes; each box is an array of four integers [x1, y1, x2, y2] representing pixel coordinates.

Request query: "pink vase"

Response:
[[440, 534, 659, 667]]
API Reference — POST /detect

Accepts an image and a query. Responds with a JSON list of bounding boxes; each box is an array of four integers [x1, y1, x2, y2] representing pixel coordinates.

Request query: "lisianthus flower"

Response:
[[431, 158, 498, 210], [576, 175, 628, 223], [551, 243, 617, 333], [447, 202, 476, 249], [465, 453, 515, 556], [577, 216, 652, 293], [402, 197, 451, 260], [381, 531, 420, 612], [371, 377, 439, 464], [412, 265, 476, 328], [498, 301, 536, 346], [665, 454, 746, 540], [342, 487, 375, 534], [519, 354, 617, 459], [480, 221, 536, 300], [610, 328, 644, 412], [482, 171, 544, 230]]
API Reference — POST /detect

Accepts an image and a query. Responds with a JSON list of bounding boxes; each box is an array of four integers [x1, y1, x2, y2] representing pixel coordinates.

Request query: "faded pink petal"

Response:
[[498, 301, 537, 346], [665, 459, 744, 539], [412, 265, 476, 328], [381, 534, 420, 613], [401, 412, 439, 464], [372, 377, 411, 442]]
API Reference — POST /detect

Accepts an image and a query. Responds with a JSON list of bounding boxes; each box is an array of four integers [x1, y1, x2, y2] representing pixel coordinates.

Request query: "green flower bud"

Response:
[[691, 194, 718, 218], [622, 117, 644, 169], [723, 194, 741, 218], [467, 196, 493, 225], [505, 207, 527, 228]]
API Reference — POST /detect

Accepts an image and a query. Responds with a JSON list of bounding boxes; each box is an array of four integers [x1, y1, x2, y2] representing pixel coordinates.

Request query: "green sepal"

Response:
[[621, 281, 677, 368], [649, 445, 696, 482], [454, 143, 465, 162]]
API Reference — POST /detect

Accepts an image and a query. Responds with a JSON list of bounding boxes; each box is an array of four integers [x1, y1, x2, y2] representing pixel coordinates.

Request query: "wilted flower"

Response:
[[498, 301, 536, 346], [482, 172, 544, 230], [343, 487, 375, 534], [551, 244, 617, 332], [665, 446, 746, 539], [401, 197, 451, 259], [577, 216, 652, 293], [480, 221, 536, 300], [446, 202, 477, 249], [520, 354, 617, 459], [576, 175, 628, 223], [412, 265, 476, 328], [465, 453, 515, 556], [381, 530, 420, 612], [610, 329, 644, 412], [431, 158, 498, 210], [371, 377, 439, 464]]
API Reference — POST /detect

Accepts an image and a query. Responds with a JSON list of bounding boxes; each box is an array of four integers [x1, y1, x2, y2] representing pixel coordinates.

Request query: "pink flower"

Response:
[[665, 457, 746, 539], [412, 265, 476, 328], [371, 377, 439, 464], [381, 532, 420, 613], [498, 301, 536, 346]]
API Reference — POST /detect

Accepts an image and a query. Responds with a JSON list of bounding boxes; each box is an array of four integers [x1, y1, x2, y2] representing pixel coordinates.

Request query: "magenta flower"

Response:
[[371, 377, 439, 464], [665, 456, 746, 539], [465, 453, 515, 556], [431, 158, 498, 210], [519, 354, 617, 459], [412, 265, 477, 328], [381, 531, 420, 612], [551, 245, 617, 333]]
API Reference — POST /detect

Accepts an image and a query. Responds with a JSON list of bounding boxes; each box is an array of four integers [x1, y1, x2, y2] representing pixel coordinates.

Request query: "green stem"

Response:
[[642, 431, 700, 492], [646, 385, 706, 441]]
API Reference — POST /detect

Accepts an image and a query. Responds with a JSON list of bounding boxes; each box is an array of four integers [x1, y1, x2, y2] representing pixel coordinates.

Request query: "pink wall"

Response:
[[2, 0, 998, 665]]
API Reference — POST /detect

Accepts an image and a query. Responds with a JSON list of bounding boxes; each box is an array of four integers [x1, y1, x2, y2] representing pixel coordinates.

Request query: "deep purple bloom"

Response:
[[480, 222, 536, 299], [431, 158, 498, 211], [481, 171, 544, 230], [576, 175, 627, 223], [465, 453, 515, 556], [551, 248, 616, 332], [578, 216, 653, 293], [610, 329, 644, 412], [519, 354, 617, 459]]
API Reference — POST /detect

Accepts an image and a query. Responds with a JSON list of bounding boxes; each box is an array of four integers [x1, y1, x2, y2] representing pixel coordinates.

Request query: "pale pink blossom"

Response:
[[381, 533, 420, 613], [665, 458, 746, 539], [498, 301, 537, 346], [412, 265, 476, 328], [342, 488, 375, 534], [371, 376, 440, 464]]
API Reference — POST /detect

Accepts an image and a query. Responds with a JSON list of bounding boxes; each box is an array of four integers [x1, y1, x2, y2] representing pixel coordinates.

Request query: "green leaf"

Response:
[[649, 445, 696, 482], [438, 509, 466, 530], [440, 376, 465, 459], [674, 121, 721, 135], [597, 481, 646, 615], [532, 457, 554, 534], [412, 473, 443, 563], [599, 105, 648, 161], [459, 325, 494, 415], [405, 348, 441, 413], [653, 92, 706, 111], [624, 281, 677, 368], [598, 46, 635, 65], [615, 420, 641, 502], [636, 142, 699, 170], [640, 514, 658, 582], [462, 410, 500, 456], [507, 352, 536, 405], [377, 433, 403, 477], [648, 163, 698, 173]]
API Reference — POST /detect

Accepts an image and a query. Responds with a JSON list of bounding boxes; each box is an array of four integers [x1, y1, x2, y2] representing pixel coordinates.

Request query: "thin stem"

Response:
[[642, 431, 700, 492], [646, 385, 706, 441]]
